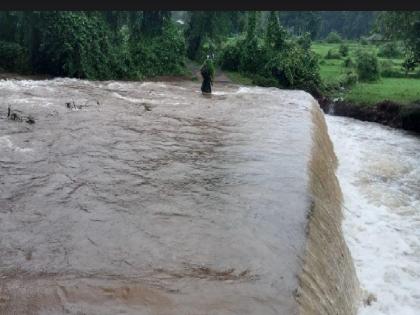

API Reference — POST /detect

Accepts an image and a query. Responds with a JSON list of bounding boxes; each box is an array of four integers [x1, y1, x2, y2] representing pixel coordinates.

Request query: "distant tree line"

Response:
[[278, 11, 376, 40]]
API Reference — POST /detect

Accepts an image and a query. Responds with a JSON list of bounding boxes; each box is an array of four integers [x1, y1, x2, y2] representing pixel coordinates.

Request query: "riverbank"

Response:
[[318, 98, 420, 134]]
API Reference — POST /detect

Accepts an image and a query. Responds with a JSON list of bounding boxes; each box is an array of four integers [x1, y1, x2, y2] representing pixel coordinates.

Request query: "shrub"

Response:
[[35, 12, 119, 79], [218, 26, 322, 95], [378, 42, 401, 58], [130, 22, 186, 78], [267, 44, 322, 94], [296, 32, 312, 50], [325, 31, 342, 43], [0, 41, 30, 73], [380, 59, 398, 77], [360, 38, 369, 45], [325, 49, 341, 59], [343, 57, 354, 68], [341, 71, 358, 86], [356, 51, 380, 82], [238, 37, 269, 75], [219, 38, 242, 71], [339, 43, 349, 57], [402, 55, 417, 76]]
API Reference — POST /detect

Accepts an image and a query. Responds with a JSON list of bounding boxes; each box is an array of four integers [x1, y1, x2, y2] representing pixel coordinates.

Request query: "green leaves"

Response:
[[355, 51, 380, 82]]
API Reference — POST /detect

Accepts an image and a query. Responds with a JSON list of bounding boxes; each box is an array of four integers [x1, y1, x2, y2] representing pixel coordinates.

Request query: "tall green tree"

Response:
[[279, 11, 321, 39], [377, 11, 420, 62], [185, 11, 245, 60], [265, 12, 287, 50]]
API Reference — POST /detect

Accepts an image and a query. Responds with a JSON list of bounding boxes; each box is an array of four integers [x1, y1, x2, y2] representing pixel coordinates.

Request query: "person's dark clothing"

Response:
[[200, 66, 213, 93]]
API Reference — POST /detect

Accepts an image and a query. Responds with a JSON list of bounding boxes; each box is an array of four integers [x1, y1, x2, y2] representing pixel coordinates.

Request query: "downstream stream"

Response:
[[327, 116, 420, 315]]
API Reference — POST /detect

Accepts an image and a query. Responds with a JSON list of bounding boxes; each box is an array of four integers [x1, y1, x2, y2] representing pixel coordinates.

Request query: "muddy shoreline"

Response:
[[318, 97, 420, 134]]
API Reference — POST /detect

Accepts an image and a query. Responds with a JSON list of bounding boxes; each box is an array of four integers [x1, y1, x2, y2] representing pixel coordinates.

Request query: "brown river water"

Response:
[[0, 79, 357, 314]]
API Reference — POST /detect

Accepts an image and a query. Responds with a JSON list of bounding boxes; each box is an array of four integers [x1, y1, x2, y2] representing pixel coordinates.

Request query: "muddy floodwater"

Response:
[[0, 79, 329, 314]]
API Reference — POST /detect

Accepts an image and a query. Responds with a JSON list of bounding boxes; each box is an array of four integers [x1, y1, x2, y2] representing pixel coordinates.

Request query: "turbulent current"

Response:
[[327, 116, 420, 315], [0, 77, 400, 315]]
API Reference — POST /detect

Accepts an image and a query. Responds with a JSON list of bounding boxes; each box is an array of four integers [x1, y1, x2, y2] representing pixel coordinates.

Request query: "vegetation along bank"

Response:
[[0, 11, 419, 132]]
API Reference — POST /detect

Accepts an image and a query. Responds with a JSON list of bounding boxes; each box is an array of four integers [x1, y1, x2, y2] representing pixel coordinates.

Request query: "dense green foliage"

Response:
[[325, 31, 342, 43], [0, 10, 418, 105], [184, 11, 246, 62], [279, 12, 321, 39], [339, 43, 349, 57], [0, 41, 29, 73], [325, 49, 341, 59], [377, 12, 420, 63], [0, 11, 185, 79], [377, 41, 401, 58], [355, 51, 380, 82], [219, 12, 321, 94]]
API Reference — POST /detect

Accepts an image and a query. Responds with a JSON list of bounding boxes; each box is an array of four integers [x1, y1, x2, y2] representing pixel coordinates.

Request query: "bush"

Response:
[[380, 59, 399, 77], [267, 44, 322, 94], [360, 38, 369, 45], [219, 38, 242, 71], [339, 43, 349, 57], [325, 31, 342, 43], [341, 71, 358, 86], [0, 41, 30, 73], [343, 57, 354, 68], [130, 22, 186, 78], [34, 12, 119, 79], [325, 49, 341, 59], [238, 37, 269, 75], [378, 42, 401, 58], [218, 26, 322, 95], [296, 32, 311, 50], [356, 51, 380, 82], [402, 55, 417, 76]]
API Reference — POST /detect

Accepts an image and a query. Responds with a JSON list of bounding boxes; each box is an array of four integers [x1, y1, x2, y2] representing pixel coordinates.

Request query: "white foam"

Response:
[[326, 116, 420, 315]]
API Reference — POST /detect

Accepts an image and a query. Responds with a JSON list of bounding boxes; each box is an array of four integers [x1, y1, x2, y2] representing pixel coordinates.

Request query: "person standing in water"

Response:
[[200, 56, 215, 95]]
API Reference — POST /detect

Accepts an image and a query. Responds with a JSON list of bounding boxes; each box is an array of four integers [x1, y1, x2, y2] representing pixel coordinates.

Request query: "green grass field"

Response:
[[345, 78, 420, 105], [312, 41, 420, 105]]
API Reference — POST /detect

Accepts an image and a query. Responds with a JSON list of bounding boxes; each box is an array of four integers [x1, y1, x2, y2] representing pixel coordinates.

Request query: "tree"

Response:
[[142, 11, 171, 36], [279, 11, 321, 39], [265, 12, 287, 50], [377, 12, 420, 63], [246, 11, 258, 40]]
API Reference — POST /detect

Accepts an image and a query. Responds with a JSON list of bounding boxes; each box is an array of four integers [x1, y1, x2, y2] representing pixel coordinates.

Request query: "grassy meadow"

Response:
[[312, 41, 420, 105]]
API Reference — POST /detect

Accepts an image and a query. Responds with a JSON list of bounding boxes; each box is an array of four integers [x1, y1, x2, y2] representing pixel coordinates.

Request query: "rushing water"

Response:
[[5, 77, 416, 315], [326, 116, 420, 315], [1, 78, 331, 314]]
